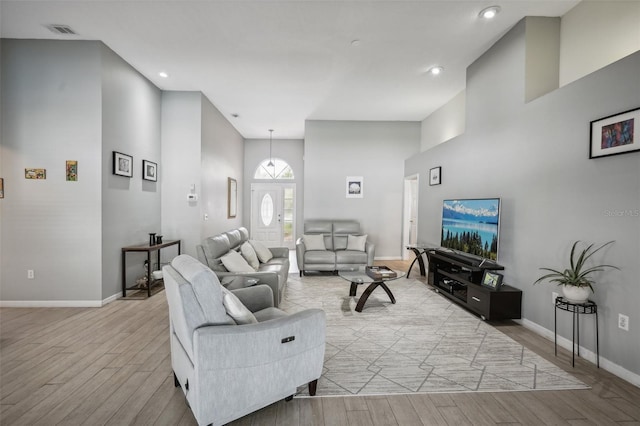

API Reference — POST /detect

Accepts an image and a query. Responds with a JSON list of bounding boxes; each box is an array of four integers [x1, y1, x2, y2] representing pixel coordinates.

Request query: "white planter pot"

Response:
[[562, 285, 591, 304]]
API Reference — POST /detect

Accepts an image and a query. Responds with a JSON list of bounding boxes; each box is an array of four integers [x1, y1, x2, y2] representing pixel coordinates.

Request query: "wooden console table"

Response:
[[122, 239, 181, 298]]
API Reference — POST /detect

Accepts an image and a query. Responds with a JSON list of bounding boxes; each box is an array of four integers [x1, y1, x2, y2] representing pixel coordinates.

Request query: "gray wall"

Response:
[[200, 95, 245, 239], [101, 44, 162, 300], [406, 23, 640, 378], [304, 120, 421, 258], [160, 91, 202, 259], [243, 138, 304, 239], [1, 39, 103, 303]]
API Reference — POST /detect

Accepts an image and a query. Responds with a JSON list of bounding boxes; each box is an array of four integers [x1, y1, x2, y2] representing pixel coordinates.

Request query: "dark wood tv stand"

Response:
[[426, 249, 522, 320]]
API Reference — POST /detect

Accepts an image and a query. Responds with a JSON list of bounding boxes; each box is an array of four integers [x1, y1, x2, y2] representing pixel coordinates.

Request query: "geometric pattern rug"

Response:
[[281, 274, 590, 397]]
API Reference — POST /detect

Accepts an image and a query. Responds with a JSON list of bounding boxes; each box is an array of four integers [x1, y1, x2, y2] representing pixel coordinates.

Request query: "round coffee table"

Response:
[[339, 267, 405, 312]]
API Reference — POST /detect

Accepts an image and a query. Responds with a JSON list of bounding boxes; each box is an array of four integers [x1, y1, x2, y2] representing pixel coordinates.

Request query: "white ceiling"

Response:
[[0, 1, 579, 139]]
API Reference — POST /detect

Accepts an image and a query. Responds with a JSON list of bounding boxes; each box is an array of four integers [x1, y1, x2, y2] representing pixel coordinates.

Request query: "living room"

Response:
[[1, 0, 639, 424]]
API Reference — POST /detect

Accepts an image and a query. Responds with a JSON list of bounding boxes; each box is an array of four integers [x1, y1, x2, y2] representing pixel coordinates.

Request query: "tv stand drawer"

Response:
[[467, 286, 489, 317]]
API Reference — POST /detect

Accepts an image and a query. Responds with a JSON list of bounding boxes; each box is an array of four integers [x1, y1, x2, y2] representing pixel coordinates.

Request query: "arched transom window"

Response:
[[254, 158, 294, 179]]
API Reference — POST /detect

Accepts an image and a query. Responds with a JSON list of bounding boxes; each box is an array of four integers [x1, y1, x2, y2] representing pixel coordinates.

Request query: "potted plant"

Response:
[[534, 240, 619, 303]]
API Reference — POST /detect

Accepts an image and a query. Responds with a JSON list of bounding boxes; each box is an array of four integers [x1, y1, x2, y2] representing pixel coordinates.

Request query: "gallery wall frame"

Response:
[[228, 177, 237, 218], [113, 151, 133, 177], [590, 107, 639, 159], [25, 169, 46, 179], [346, 176, 364, 198], [66, 160, 78, 181], [429, 166, 441, 186], [143, 160, 158, 182]]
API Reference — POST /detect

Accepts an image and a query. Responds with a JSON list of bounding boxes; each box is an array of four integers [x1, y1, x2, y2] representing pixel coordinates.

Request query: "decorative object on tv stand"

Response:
[[590, 107, 639, 159], [113, 151, 133, 177], [533, 241, 619, 304], [482, 270, 503, 291], [429, 166, 441, 186], [346, 176, 363, 198], [142, 160, 157, 182]]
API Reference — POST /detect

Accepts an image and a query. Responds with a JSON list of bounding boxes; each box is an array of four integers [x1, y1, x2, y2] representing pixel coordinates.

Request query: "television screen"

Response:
[[440, 198, 501, 260]]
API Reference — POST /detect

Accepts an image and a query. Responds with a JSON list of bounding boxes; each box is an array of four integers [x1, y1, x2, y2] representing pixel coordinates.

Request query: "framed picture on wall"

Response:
[[142, 160, 158, 182], [429, 166, 441, 186], [228, 177, 237, 218], [113, 151, 133, 177], [346, 176, 363, 198], [590, 107, 639, 159]]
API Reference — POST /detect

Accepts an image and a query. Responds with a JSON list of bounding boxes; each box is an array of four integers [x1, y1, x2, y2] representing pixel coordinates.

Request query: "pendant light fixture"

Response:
[[267, 129, 275, 167]]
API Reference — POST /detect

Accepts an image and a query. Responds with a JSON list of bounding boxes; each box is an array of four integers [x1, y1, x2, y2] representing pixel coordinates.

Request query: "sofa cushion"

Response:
[[203, 234, 232, 272], [249, 239, 273, 263], [336, 250, 368, 264], [303, 234, 326, 251], [221, 286, 258, 325], [221, 250, 255, 273], [346, 234, 367, 251], [224, 229, 244, 250], [304, 250, 336, 265], [240, 241, 260, 270]]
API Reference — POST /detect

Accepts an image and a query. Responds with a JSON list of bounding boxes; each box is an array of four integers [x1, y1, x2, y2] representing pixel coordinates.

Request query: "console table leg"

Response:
[[595, 310, 600, 368], [147, 252, 152, 298], [122, 251, 127, 298]]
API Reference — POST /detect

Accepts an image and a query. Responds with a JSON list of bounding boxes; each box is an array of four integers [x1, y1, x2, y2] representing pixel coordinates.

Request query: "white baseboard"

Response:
[[518, 318, 640, 388], [0, 292, 121, 308], [374, 256, 403, 261]]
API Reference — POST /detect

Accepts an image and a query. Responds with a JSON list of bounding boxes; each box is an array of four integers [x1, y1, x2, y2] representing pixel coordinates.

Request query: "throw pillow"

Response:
[[240, 241, 260, 271], [303, 234, 326, 251], [220, 250, 255, 273], [346, 234, 367, 251], [249, 239, 273, 263], [221, 286, 258, 325]]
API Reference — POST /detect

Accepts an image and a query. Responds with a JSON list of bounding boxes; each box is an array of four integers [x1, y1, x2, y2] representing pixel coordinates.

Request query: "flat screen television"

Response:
[[440, 198, 501, 261]]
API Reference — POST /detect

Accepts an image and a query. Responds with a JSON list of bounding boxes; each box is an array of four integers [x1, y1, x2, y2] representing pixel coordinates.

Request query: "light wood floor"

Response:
[[1, 259, 639, 425]]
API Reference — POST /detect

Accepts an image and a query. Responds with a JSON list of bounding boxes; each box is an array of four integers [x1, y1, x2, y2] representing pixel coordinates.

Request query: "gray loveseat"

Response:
[[295, 219, 375, 276], [164, 255, 325, 426], [196, 227, 289, 307]]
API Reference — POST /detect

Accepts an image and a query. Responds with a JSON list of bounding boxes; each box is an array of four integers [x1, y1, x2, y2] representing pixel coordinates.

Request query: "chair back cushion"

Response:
[[202, 234, 231, 272], [304, 219, 334, 250], [164, 255, 234, 359], [224, 229, 244, 250], [333, 220, 361, 250]]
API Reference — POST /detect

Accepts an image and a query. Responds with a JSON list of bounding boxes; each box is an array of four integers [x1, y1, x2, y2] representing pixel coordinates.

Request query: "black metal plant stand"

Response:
[[554, 296, 599, 368]]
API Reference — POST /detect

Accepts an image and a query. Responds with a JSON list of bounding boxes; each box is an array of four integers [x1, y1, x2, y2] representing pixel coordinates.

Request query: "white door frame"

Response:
[[250, 183, 296, 249], [402, 174, 419, 260]]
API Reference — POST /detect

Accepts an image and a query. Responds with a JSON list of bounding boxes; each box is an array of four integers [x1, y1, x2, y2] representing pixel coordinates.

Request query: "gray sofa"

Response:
[[163, 255, 325, 426], [196, 227, 289, 307], [295, 219, 375, 276]]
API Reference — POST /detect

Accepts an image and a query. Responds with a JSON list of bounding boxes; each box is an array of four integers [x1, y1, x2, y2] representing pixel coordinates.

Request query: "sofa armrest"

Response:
[[216, 271, 280, 307], [365, 241, 376, 266], [295, 238, 306, 270], [268, 246, 289, 259], [231, 285, 274, 312], [193, 309, 326, 369]]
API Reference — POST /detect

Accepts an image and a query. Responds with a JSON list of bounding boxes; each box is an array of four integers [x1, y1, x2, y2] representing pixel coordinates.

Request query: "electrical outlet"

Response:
[[618, 314, 629, 331], [27, 270, 35, 279], [552, 291, 559, 304]]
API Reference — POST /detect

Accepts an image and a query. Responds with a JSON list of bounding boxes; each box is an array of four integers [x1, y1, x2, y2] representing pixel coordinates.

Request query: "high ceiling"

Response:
[[0, 1, 579, 139]]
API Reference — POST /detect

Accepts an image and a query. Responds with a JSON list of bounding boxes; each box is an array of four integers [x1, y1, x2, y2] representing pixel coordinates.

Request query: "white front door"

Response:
[[251, 183, 296, 248]]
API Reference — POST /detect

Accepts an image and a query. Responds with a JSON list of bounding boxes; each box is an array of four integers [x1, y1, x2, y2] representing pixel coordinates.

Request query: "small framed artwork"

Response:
[[429, 166, 441, 186], [142, 160, 157, 182], [346, 176, 364, 198], [66, 160, 78, 181], [0, 178, 4, 198], [25, 168, 46, 179], [481, 270, 503, 291], [228, 177, 237, 218], [590, 107, 639, 159], [113, 151, 133, 177]]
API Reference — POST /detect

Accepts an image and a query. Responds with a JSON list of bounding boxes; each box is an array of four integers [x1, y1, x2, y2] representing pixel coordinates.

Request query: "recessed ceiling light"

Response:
[[158, 71, 169, 78], [428, 66, 444, 76], [479, 6, 501, 19]]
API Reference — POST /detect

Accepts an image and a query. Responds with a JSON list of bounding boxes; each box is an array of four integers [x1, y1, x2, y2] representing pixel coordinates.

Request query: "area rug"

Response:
[[281, 274, 589, 397]]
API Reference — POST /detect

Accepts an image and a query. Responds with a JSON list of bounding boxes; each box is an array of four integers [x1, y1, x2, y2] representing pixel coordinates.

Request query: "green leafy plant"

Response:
[[534, 241, 619, 292]]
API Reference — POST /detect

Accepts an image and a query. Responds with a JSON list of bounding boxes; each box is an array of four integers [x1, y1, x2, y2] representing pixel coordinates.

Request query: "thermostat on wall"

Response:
[[187, 193, 198, 201]]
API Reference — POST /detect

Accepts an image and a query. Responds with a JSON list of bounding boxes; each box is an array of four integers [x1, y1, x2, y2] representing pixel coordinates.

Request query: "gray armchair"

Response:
[[163, 255, 325, 426]]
